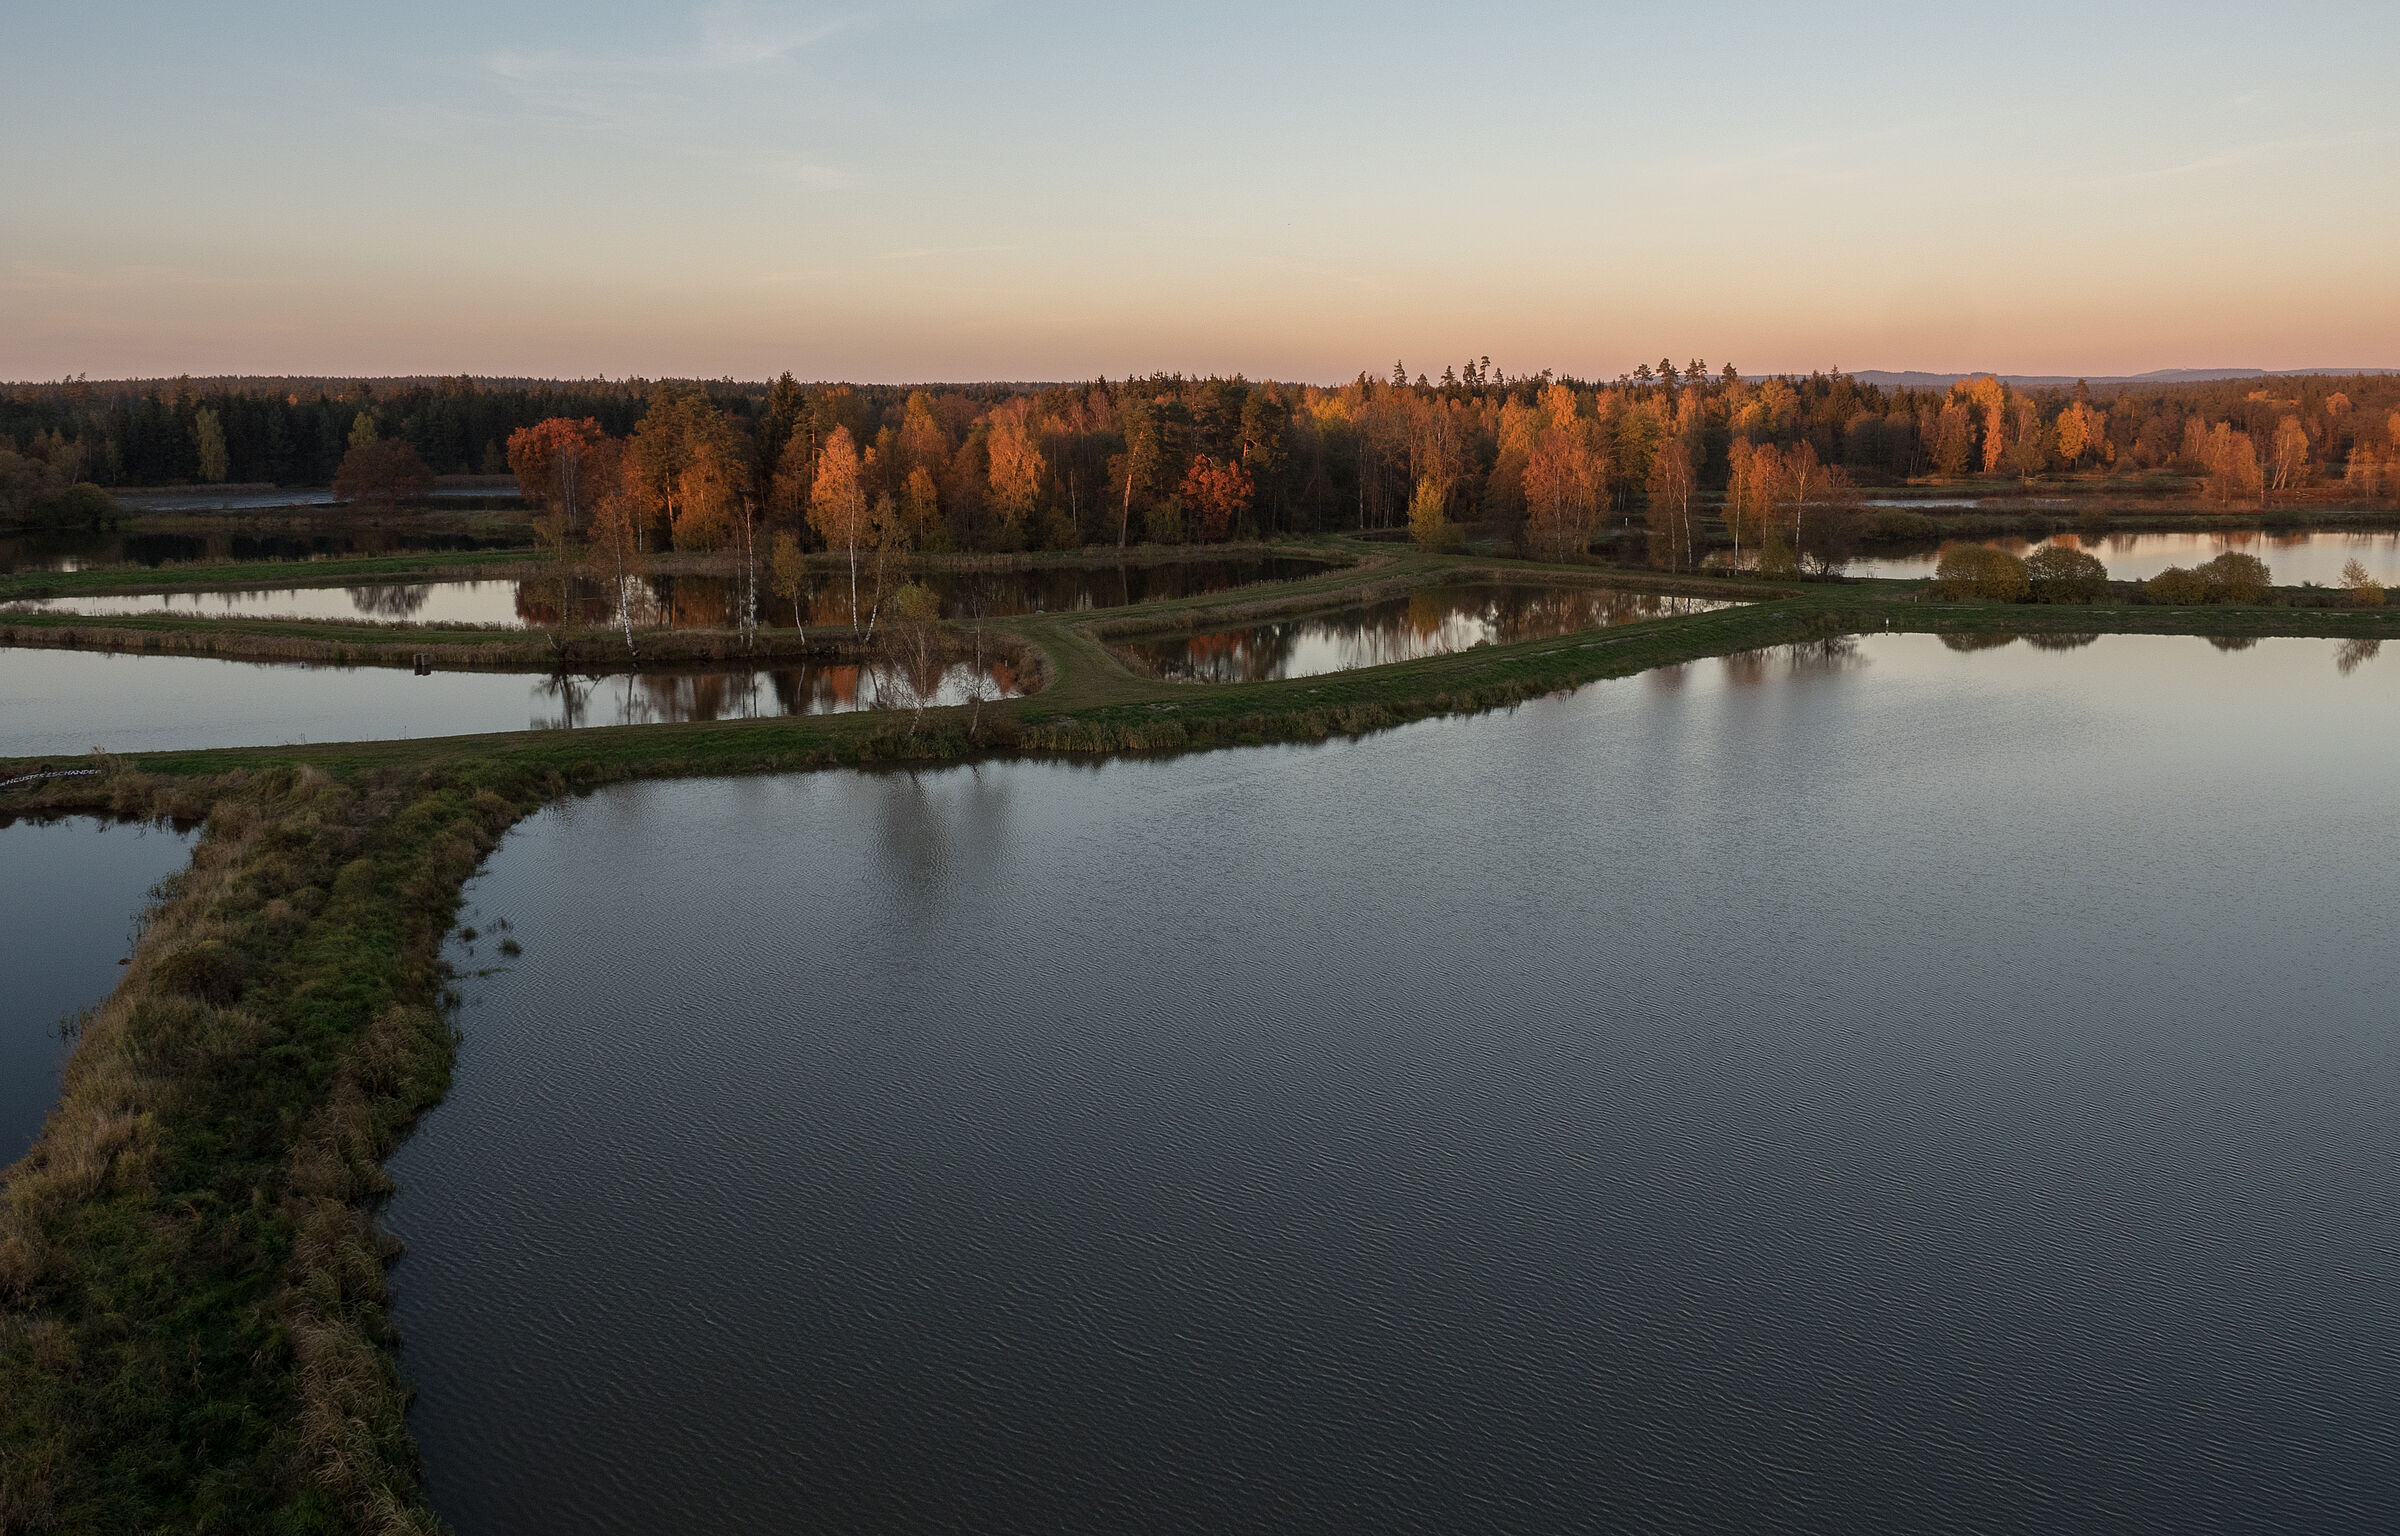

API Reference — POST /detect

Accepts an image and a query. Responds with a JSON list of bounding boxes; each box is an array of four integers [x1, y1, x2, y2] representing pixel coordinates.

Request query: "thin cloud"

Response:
[[484, 3, 867, 88], [2081, 130, 2393, 187]]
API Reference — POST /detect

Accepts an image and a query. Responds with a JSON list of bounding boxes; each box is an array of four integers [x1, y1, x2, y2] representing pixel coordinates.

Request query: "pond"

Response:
[[0, 649, 1023, 758], [387, 634, 2400, 1533], [0, 815, 197, 1164], [1120, 580, 1734, 683], [0, 526, 531, 575], [112, 486, 516, 512], [3, 556, 1341, 628], [1850, 528, 2400, 584]]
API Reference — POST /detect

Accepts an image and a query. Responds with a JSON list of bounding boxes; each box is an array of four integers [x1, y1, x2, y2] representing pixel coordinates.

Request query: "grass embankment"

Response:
[[7, 542, 2400, 1533], [0, 610, 933, 673]]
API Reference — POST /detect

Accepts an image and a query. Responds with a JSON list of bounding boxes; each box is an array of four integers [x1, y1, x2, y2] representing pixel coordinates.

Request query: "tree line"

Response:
[[8, 366, 2400, 544]]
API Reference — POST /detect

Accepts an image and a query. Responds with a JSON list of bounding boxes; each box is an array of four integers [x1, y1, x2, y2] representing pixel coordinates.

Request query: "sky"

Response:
[[5, 0, 2397, 383]]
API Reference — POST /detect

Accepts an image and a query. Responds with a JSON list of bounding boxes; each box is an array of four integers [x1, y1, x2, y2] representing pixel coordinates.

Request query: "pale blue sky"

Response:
[[5, 1, 2395, 381]]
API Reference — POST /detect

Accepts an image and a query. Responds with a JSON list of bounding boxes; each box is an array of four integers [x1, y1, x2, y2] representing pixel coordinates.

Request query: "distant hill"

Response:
[[1850, 367, 2400, 389]]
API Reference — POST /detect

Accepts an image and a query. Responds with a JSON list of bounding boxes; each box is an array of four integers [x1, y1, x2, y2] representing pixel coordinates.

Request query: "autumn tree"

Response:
[[331, 438, 431, 513], [1967, 376, 2008, 475], [2340, 558, 2385, 607], [2268, 415, 2311, 495], [1408, 472, 1456, 551], [507, 417, 610, 530], [1180, 454, 1254, 541], [1522, 386, 1600, 560], [900, 465, 944, 547], [2198, 424, 2264, 508], [586, 469, 649, 658], [984, 405, 1047, 548], [810, 426, 903, 629], [624, 387, 748, 550], [1643, 445, 1697, 572], [897, 391, 950, 478], [1930, 401, 1974, 477]]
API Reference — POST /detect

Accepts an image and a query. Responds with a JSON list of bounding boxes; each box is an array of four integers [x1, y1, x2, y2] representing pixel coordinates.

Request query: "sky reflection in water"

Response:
[[1125, 581, 1736, 683], [0, 649, 1021, 758]]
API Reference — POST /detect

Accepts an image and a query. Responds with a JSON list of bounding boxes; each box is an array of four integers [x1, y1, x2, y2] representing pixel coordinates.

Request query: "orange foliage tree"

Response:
[[1179, 455, 1254, 541], [506, 417, 609, 528]]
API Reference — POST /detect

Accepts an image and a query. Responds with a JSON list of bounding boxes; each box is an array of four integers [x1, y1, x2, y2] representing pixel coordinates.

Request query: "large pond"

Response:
[[0, 815, 197, 1163], [0, 649, 1022, 757], [1851, 529, 2400, 584], [387, 634, 2400, 1533], [2, 556, 1338, 627], [1122, 580, 1734, 683]]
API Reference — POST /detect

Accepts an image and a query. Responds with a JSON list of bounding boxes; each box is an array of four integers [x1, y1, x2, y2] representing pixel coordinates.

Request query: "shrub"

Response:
[[2195, 551, 2270, 604], [1869, 509, 1937, 542], [1931, 543, 2029, 601], [156, 940, 248, 1005], [2025, 543, 2108, 603], [2144, 565, 2211, 605], [2341, 558, 2386, 608], [30, 482, 118, 530]]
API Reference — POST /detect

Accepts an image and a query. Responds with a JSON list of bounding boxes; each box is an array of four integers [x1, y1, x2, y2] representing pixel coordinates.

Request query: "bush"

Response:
[[1931, 543, 2029, 601], [30, 482, 118, 530], [1869, 509, 1937, 542], [2144, 565, 2210, 605], [2025, 543, 2108, 603], [156, 940, 248, 1005], [2195, 550, 2270, 604], [2341, 558, 2385, 607]]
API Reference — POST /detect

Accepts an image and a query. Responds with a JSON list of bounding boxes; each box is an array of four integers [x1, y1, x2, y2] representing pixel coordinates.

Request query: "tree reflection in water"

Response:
[[523, 660, 1019, 731], [1129, 582, 1738, 683], [348, 584, 433, 618]]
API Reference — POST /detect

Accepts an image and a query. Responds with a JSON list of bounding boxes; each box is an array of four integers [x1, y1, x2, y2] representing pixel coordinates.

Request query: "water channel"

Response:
[[3, 556, 1339, 628], [387, 633, 2400, 1533], [1849, 528, 2400, 584], [0, 526, 531, 574], [1121, 580, 1736, 682], [0, 815, 198, 1163], [0, 649, 1023, 758]]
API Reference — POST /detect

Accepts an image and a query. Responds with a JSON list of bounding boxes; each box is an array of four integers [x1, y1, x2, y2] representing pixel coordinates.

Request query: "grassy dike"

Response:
[[5, 545, 2400, 1534]]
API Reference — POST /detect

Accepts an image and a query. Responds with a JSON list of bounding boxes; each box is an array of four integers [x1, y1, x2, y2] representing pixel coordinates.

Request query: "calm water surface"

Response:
[[388, 633, 2400, 1534], [0, 816, 196, 1163], [5, 558, 1337, 627], [0, 527, 529, 574], [0, 649, 1022, 757], [1124, 580, 1734, 682], [1851, 529, 2400, 583]]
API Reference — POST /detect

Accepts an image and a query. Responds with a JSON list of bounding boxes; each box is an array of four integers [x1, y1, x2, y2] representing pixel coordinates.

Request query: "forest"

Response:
[[5, 366, 2399, 559]]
